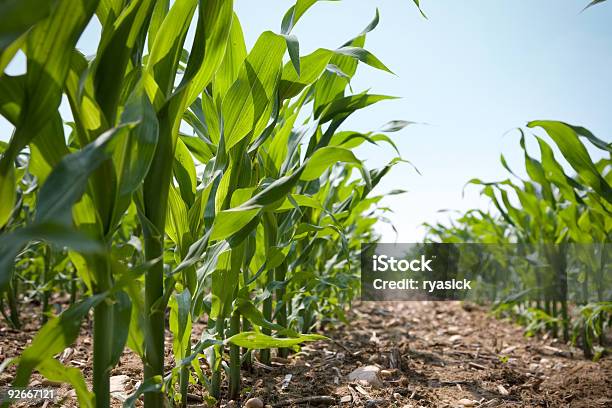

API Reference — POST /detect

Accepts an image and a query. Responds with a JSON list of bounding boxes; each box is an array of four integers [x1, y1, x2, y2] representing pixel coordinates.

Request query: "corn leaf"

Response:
[[226, 331, 326, 349], [301, 147, 361, 181]]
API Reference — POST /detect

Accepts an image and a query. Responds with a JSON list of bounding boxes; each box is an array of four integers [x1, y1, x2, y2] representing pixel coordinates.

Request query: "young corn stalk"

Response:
[[0, 1, 415, 405], [428, 121, 611, 355]]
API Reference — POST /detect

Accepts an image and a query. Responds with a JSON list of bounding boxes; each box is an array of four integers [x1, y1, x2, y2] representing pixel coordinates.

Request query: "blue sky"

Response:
[[2, 0, 611, 242]]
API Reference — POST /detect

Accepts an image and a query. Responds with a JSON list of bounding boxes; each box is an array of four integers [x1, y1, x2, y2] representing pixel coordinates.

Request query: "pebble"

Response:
[[340, 395, 352, 403], [449, 334, 462, 343], [393, 392, 402, 400], [244, 397, 264, 408], [110, 375, 130, 393], [347, 365, 383, 388], [497, 384, 509, 396]]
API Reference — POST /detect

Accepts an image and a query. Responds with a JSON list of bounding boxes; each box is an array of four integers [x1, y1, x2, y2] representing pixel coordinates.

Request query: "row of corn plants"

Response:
[[0, 0, 416, 406], [424, 121, 611, 359]]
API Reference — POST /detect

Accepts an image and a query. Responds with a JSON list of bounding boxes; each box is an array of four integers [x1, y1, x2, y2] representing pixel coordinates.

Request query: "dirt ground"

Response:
[[1, 301, 611, 407]]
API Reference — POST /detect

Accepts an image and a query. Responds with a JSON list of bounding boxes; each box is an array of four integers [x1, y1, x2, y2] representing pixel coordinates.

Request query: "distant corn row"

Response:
[[0, 1, 410, 406], [424, 122, 612, 359]]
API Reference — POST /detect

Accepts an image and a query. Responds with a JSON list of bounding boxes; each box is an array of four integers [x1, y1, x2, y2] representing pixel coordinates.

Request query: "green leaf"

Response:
[[169, 288, 192, 360], [276, 194, 324, 212], [411, 0, 428, 18], [583, 0, 608, 11], [223, 31, 286, 150], [235, 298, 298, 336], [380, 120, 417, 132], [528, 120, 612, 204], [0, 161, 15, 228], [145, 0, 197, 95], [123, 376, 163, 408], [13, 294, 106, 386], [214, 12, 247, 100], [116, 87, 159, 197], [173, 137, 197, 205], [226, 331, 326, 349], [334, 46, 393, 74], [36, 125, 132, 227], [281, 0, 337, 34], [221, 77, 255, 150], [10, 0, 98, 153], [0, 223, 105, 292], [301, 147, 361, 181], [37, 358, 94, 408], [210, 207, 260, 242], [0, 0, 55, 52], [282, 34, 300, 75], [110, 291, 132, 368], [317, 93, 397, 123], [182, 0, 234, 106], [92, 0, 157, 121]]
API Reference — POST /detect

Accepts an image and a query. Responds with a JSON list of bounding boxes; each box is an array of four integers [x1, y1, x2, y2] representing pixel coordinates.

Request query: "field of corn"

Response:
[[0, 0, 610, 407]]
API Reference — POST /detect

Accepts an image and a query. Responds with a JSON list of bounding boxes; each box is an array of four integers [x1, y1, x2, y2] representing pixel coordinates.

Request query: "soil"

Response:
[[1, 301, 611, 407]]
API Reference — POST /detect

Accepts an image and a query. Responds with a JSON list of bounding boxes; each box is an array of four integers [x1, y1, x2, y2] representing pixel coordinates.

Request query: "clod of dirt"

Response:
[[244, 397, 264, 408], [348, 365, 383, 388]]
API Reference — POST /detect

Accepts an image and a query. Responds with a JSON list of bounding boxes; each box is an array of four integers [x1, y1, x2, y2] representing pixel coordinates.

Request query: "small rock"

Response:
[[365, 399, 384, 408], [347, 365, 383, 388], [497, 384, 509, 396], [539, 358, 551, 366], [244, 397, 264, 408], [110, 375, 130, 393], [457, 399, 477, 407], [393, 392, 402, 400], [449, 335, 462, 343], [340, 395, 352, 403]]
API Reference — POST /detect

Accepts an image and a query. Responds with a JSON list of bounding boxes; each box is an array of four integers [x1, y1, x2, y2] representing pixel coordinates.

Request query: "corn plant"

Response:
[[426, 121, 611, 356], [0, 0, 411, 406]]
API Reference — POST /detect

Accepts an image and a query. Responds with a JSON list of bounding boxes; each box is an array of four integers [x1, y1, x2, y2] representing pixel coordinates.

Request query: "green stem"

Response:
[[70, 268, 78, 305], [143, 232, 166, 408], [260, 271, 272, 365], [41, 246, 51, 325], [7, 280, 20, 329], [210, 316, 225, 399], [142, 117, 175, 408], [92, 255, 113, 408], [229, 309, 241, 400], [180, 340, 191, 407], [275, 262, 288, 358]]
